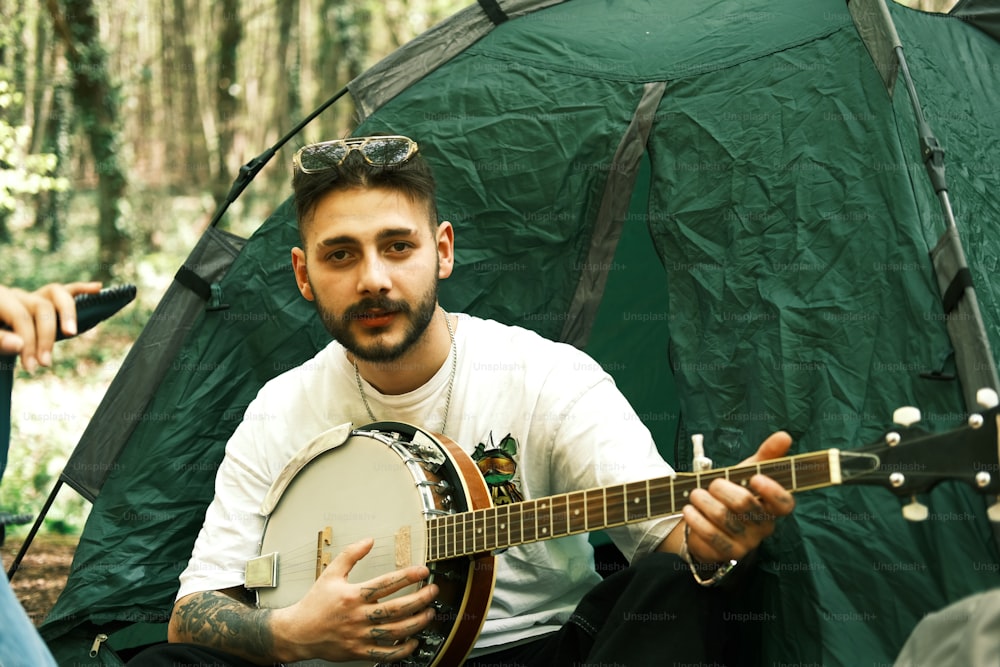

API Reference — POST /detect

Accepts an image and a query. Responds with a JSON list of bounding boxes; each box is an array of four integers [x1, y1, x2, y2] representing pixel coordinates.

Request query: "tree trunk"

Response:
[[29, 7, 52, 156], [45, 0, 129, 280], [316, 0, 364, 139], [275, 0, 299, 135], [1, 0, 28, 243], [211, 0, 243, 209], [30, 11, 69, 249], [33, 83, 70, 251], [10, 0, 27, 123], [266, 0, 299, 191], [170, 0, 208, 189]]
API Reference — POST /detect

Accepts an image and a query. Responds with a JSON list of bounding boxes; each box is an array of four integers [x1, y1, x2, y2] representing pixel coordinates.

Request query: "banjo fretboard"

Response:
[[425, 449, 841, 561]]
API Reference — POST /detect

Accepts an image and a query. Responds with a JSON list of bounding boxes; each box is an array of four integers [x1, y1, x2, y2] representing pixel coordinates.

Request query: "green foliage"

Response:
[[0, 393, 91, 535], [0, 0, 472, 537], [0, 80, 69, 215], [43, 517, 78, 535]]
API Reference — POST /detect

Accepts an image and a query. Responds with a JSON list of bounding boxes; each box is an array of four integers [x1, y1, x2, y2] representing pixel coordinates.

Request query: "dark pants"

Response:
[[128, 553, 754, 666]]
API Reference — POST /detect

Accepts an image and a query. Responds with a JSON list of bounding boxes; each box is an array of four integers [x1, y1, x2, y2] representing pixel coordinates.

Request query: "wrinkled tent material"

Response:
[[38, 0, 1000, 664]]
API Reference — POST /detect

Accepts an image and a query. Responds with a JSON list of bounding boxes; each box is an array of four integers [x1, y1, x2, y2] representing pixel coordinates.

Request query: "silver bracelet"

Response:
[[679, 524, 738, 587]]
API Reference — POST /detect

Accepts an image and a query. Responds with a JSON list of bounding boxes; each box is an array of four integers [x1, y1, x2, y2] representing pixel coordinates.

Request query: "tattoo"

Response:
[[724, 512, 746, 535], [742, 498, 769, 525], [709, 533, 734, 557], [369, 646, 406, 660], [367, 606, 390, 622], [172, 590, 275, 659], [371, 626, 391, 639], [361, 574, 408, 601]]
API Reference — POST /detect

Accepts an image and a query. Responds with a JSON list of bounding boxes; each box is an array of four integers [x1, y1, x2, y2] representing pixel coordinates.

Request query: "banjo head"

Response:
[[252, 422, 495, 667], [258, 427, 431, 608]]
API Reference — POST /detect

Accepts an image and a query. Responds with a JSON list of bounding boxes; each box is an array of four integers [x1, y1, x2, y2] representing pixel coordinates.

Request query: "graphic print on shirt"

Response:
[[471, 432, 524, 505]]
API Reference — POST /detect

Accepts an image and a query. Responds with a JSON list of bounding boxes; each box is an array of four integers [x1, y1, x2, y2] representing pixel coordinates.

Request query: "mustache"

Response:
[[342, 296, 411, 321]]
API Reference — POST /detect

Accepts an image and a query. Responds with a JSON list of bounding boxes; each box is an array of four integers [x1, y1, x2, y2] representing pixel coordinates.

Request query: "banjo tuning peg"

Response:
[[902, 495, 929, 522], [988, 500, 1000, 523], [691, 434, 713, 472], [976, 388, 999, 410], [892, 406, 921, 428]]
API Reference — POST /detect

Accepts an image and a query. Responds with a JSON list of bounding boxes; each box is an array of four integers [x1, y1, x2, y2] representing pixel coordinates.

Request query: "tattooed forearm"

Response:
[[171, 590, 275, 661]]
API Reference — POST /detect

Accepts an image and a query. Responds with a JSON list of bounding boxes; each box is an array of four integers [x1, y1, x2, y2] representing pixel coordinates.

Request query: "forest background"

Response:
[[0, 0, 466, 536], [0, 0, 959, 535]]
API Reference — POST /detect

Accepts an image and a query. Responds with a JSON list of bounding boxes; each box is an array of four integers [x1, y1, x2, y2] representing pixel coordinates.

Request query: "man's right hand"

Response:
[[272, 538, 439, 663], [168, 538, 438, 664]]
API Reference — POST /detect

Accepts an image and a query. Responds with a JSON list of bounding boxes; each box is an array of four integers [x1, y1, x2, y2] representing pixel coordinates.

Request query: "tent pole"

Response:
[[891, 29, 1000, 410], [207, 84, 350, 230], [6, 479, 63, 581], [852, 0, 1000, 410]]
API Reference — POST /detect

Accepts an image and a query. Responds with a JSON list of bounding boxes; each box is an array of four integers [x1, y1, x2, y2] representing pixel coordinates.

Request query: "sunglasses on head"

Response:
[[292, 135, 419, 173]]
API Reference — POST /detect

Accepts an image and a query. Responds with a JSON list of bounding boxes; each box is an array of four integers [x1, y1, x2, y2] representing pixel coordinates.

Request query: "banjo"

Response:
[[246, 398, 1000, 667]]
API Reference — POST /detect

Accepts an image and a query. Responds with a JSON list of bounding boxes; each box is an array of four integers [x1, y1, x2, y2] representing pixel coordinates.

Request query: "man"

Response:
[[1, 281, 101, 667], [141, 135, 794, 666]]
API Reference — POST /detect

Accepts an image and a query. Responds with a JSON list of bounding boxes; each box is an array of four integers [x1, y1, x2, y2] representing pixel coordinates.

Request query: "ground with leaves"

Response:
[[3, 534, 77, 627]]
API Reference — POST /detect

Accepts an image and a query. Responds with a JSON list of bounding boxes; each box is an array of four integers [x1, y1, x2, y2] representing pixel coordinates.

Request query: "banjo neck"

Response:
[[426, 449, 843, 561]]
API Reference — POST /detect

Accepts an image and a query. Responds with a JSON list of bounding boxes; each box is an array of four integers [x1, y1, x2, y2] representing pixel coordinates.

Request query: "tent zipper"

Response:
[[89, 633, 109, 657]]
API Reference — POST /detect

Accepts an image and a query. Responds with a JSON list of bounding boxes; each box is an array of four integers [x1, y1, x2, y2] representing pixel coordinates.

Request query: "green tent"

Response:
[[34, 0, 1000, 664]]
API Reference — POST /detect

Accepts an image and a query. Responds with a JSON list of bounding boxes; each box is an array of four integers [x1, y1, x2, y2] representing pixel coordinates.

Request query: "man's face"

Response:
[[291, 187, 453, 363]]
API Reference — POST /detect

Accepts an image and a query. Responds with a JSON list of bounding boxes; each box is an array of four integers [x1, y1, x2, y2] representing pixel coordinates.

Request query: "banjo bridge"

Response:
[[316, 526, 332, 579], [396, 525, 412, 568]]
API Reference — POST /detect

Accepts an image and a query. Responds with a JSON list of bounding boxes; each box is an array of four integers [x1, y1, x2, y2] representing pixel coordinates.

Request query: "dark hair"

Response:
[[292, 147, 439, 241]]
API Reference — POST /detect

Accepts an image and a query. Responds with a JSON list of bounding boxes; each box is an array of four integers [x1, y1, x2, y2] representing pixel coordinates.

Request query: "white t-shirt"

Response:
[[176, 315, 678, 652]]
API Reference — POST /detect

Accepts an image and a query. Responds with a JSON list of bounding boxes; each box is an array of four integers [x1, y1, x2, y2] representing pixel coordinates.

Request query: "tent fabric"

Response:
[[562, 80, 666, 348], [59, 227, 246, 501], [38, 1, 1000, 665], [930, 225, 1000, 407], [850, 0, 903, 95], [953, 0, 1000, 41], [348, 0, 566, 117], [850, 0, 1000, 410]]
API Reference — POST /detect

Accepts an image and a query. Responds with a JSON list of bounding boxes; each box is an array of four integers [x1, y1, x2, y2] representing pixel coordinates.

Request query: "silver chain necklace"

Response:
[[353, 310, 457, 434]]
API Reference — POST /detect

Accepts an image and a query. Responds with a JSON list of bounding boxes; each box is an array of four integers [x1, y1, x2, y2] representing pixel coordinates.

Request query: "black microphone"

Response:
[[56, 284, 137, 340], [1, 284, 137, 342]]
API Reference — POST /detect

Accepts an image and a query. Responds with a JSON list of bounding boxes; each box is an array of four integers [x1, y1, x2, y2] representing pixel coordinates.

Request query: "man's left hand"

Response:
[[664, 431, 796, 564]]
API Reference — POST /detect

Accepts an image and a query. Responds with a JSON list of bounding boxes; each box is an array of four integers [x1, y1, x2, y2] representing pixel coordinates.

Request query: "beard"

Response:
[[312, 282, 440, 363]]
